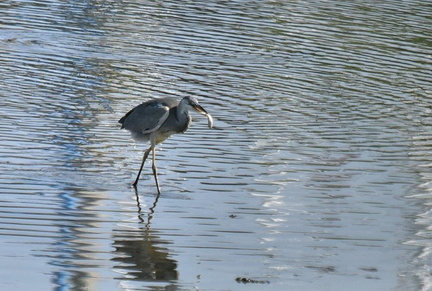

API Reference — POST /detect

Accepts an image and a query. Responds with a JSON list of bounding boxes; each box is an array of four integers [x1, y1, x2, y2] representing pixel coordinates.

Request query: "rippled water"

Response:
[[1, 0, 431, 290]]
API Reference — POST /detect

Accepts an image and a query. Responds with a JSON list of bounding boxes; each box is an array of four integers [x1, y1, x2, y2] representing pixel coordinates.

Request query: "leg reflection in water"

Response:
[[112, 189, 178, 282], [134, 188, 161, 227]]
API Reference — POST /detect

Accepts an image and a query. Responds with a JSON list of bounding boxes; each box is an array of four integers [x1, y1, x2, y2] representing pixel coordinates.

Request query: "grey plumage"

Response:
[[119, 96, 213, 192]]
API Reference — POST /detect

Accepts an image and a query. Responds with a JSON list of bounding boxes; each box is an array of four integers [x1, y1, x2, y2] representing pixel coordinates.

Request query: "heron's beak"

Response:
[[192, 104, 214, 129], [192, 104, 208, 115]]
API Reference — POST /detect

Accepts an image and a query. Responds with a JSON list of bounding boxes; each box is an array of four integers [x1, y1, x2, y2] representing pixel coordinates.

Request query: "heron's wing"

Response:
[[119, 101, 171, 134]]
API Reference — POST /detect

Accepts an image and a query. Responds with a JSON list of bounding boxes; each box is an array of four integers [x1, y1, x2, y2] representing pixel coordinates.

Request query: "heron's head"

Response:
[[182, 96, 208, 115], [181, 96, 214, 128]]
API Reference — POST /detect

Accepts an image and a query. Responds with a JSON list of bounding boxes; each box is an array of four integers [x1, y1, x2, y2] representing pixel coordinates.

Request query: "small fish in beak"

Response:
[[192, 104, 214, 129], [206, 113, 214, 129]]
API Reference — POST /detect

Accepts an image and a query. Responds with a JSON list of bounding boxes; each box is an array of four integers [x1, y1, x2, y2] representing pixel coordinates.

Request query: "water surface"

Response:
[[1, 0, 431, 290]]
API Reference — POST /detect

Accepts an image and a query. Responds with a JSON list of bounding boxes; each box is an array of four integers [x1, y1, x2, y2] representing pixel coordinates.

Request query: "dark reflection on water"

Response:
[[112, 229, 178, 281], [112, 192, 177, 283], [1, 0, 432, 290]]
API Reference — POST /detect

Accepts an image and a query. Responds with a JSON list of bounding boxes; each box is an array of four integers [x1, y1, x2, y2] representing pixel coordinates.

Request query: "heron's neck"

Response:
[[176, 102, 190, 122]]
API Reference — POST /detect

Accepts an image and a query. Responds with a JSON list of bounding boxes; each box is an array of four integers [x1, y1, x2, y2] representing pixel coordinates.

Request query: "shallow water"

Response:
[[1, 0, 431, 290]]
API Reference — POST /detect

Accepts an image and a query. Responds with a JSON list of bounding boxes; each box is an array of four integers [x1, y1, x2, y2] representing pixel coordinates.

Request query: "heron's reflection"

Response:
[[112, 189, 178, 281], [134, 187, 160, 227]]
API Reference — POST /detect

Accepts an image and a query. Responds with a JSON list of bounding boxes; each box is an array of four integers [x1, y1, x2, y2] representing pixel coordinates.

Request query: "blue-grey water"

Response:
[[1, 1, 431, 290]]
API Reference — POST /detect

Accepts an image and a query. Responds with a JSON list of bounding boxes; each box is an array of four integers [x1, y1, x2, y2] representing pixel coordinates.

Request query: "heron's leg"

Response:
[[151, 146, 161, 194], [133, 147, 152, 187]]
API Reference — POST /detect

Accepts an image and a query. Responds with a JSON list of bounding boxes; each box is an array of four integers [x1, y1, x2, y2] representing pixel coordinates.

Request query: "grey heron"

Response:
[[119, 96, 213, 193]]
